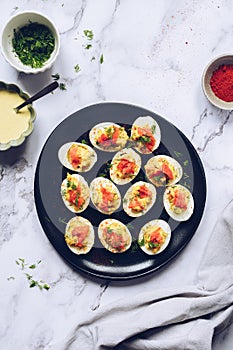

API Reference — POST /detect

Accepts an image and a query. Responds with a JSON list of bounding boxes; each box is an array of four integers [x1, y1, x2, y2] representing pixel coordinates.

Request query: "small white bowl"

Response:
[[1, 11, 60, 74], [202, 54, 233, 110]]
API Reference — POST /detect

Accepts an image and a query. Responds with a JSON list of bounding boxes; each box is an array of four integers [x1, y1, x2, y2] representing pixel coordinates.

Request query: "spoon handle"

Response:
[[14, 81, 59, 112]]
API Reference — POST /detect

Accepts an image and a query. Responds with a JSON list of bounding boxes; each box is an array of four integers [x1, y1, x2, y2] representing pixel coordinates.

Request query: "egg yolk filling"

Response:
[[128, 184, 152, 213]]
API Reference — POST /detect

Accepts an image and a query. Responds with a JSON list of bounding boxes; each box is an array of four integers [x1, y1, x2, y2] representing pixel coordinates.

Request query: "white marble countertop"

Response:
[[0, 1, 233, 349]]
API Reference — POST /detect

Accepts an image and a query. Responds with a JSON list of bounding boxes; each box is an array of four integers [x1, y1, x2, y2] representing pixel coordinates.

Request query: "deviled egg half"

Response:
[[130, 116, 161, 154], [145, 155, 183, 187], [123, 181, 156, 217], [89, 122, 129, 152], [138, 219, 171, 255], [98, 219, 132, 253], [163, 184, 194, 221], [65, 216, 94, 255], [110, 148, 141, 185], [61, 173, 90, 213], [90, 177, 121, 215], [58, 142, 97, 172]]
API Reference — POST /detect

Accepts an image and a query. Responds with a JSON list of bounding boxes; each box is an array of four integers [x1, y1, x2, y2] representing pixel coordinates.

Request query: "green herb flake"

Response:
[[131, 240, 139, 253], [183, 172, 190, 179], [126, 223, 134, 230], [98, 173, 107, 178], [74, 64, 81, 73], [12, 22, 55, 68], [52, 73, 60, 81], [59, 83, 67, 91], [81, 139, 88, 144], [83, 29, 94, 40], [84, 44, 92, 49], [29, 264, 36, 269], [183, 160, 189, 166], [100, 54, 104, 64], [174, 151, 183, 158], [138, 239, 145, 247], [43, 283, 50, 290]]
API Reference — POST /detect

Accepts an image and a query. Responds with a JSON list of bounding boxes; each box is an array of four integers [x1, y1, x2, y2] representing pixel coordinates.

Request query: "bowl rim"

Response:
[[0, 10, 60, 74], [0, 81, 36, 151], [202, 53, 233, 110]]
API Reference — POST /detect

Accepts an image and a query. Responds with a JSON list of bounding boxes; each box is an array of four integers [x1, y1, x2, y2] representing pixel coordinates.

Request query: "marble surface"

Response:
[[0, 0, 233, 349]]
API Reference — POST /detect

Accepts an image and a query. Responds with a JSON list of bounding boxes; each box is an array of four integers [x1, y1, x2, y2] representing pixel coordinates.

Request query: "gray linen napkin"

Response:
[[50, 200, 233, 350]]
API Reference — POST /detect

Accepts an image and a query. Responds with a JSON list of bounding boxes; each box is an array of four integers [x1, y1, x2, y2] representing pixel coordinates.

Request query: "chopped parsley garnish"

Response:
[[12, 258, 51, 291], [148, 242, 159, 249], [59, 217, 68, 224], [139, 135, 151, 144], [84, 44, 92, 49], [51, 73, 60, 80], [138, 239, 145, 246], [59, 82, 67, 90], [100, 54, 104, 64], [174, 151, 183, 158], [151, 124, 156, 133], [74, 64, 81, 72], [83, 29, 94, 40], [12, 22, 55, 68]]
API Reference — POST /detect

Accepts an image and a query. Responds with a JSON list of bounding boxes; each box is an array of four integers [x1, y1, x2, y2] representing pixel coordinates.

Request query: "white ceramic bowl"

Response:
[[202, 54, 233, 110], [1, 11, 60, 74]]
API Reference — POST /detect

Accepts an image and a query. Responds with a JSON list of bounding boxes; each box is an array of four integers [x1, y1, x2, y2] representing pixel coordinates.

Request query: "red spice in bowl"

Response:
[[210, 64, 233, 102]]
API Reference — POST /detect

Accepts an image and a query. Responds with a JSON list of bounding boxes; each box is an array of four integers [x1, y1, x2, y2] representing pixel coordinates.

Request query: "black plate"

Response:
[[34, 102, 206, 280]]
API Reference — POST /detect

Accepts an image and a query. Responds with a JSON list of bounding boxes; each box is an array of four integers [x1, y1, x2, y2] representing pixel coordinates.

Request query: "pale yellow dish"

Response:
[[0, 82, 35, 150], [0, 90, 31, 143]]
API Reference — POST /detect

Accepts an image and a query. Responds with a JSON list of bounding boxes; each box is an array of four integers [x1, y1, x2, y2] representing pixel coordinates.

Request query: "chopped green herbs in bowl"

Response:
[[1, 11, 60, 74]]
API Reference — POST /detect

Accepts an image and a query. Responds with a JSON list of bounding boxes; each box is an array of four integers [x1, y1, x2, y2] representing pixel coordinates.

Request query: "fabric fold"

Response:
[[49, 200, 233, 350]]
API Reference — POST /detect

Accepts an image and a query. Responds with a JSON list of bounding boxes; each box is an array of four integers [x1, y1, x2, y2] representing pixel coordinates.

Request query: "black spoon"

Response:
[[14, 81, 59, 113]]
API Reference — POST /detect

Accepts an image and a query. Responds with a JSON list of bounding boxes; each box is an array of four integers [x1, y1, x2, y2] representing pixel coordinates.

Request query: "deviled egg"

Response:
[[90, 177, 121, 215], [110, 148, 141, 185], [130, 116, 161, 154], [123, 181, 156, 217], [98, 219, 132, 253], [145, 155, 183, 187], [163, 184, 194, 221], [61, 173, 90, 213], [89, 122, 129, 152], [58, 142, 97, 172], [65, 216, 94, 255], [138, 219, 171, 255]]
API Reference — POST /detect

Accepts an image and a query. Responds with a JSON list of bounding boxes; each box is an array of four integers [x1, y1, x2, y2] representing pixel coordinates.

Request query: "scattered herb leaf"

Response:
[[74, 64, 81, 73], [52, 73, 60, 81], [126, 223, 134, 230], [59, 83, 67, 91], [59, 217, 68, 225], [100, 54, 104, 64], [98, 173, 107, 178], [83, 29, 94, 40], [29, 264, 36, 269], [84, 44, 92, 49], [14, 258, 51, 291], [174, 151, 183, 158]]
